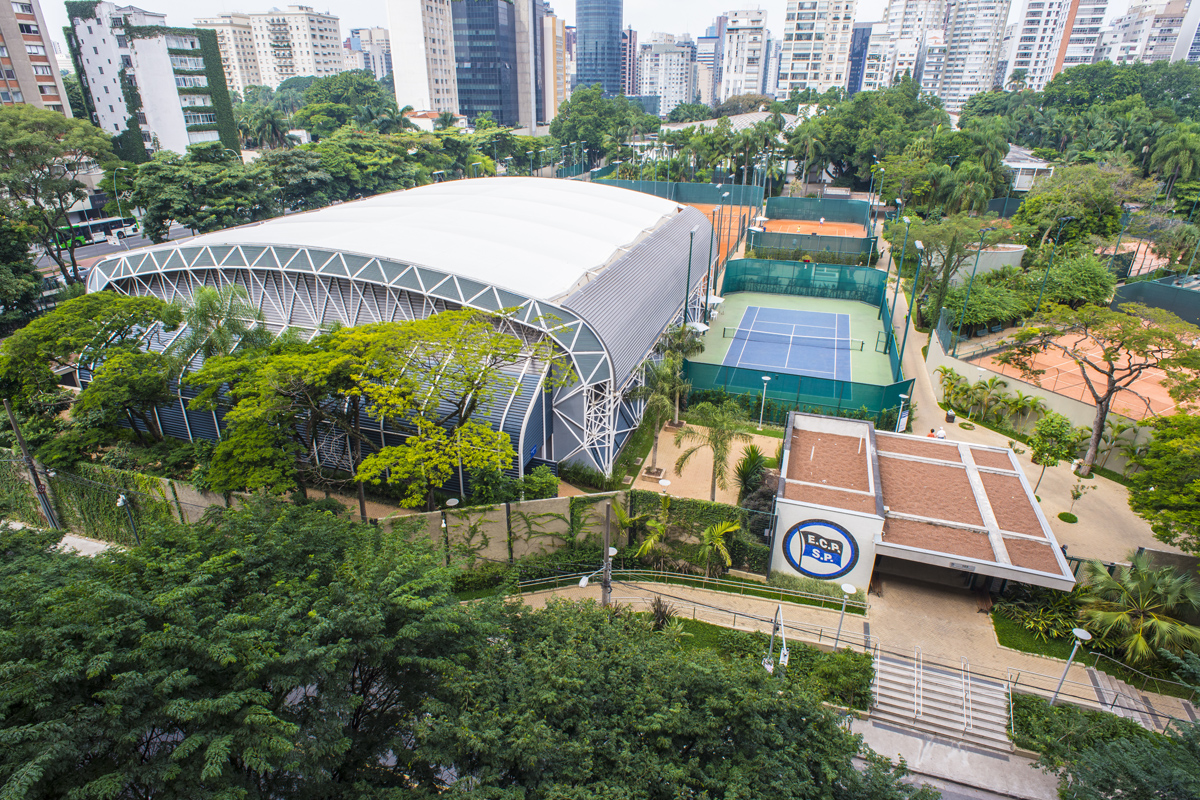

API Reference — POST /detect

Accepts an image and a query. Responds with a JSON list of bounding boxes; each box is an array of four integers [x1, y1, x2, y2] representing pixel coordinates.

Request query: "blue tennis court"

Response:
[[721, 306, 855, 380]]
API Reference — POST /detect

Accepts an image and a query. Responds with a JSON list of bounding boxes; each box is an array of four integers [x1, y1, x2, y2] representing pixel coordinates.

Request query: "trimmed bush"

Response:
[[1058, 512, 1078, 523]]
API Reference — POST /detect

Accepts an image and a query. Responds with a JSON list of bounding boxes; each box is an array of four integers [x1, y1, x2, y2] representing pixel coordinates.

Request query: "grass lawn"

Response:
[[613, 419, 657, 482], [992, 613, 1075, 659]]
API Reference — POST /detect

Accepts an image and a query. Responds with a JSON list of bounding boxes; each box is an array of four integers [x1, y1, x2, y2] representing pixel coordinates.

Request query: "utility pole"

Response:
[[602, 502, 612, 607], [4, 399, 60, 529]]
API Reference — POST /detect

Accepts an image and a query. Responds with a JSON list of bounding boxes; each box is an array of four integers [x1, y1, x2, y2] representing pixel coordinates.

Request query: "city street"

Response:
[[33, 222, 194, 275]]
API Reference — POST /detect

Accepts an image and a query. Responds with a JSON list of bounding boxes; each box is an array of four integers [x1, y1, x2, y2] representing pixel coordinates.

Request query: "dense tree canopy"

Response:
[[1129, 413, 1200, 554]]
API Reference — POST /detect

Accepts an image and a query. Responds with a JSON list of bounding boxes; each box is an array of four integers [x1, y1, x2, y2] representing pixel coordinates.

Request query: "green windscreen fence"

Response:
[[1112, 277, 1200, 326], [557, 163, 588, 178], [723, 258, 888, 307], [746, 229, 876, 263], [594, 179, 764, 207], [765, 196, 871, 227], [689, 258, 910, 425]]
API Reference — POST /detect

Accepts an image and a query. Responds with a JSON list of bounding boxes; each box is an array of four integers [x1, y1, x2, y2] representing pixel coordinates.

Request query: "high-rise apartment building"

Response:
[[346, 27, 391, 80], [620, 26, 637, 94], [1097, 1, 1188, 65], [194, 13, 261, 97], [917, 28, 946, 93], [719, 9, 770, 100], [861, 22, 890, 91], [543, 9, 567, 120], [994, 22, 1016, 87], [388, 0, 458, 112], [1, 0, 69, 114], [776, 0, 858, 95], [576, 0, 622, 95], [1172, 0, 1200, 61], [638, 36, 696, 114], [929, 0, 1010, 111], [246, 6, 341, 89], [846, 21, 874, 93], [875, 0, 943, 85], [1061, 0, 1108, 68], [68, 2, 237, 156], [1007, 0, 1074, 91]]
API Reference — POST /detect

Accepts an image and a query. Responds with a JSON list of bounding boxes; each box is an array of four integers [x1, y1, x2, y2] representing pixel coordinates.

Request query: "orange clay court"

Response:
[[761, 218, 869, 238], [686, 202, 756, 261], [970, 337, 1181, 420]]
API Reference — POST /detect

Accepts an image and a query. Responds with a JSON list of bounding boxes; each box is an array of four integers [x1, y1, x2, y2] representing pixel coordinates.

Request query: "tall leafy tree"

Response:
[[0, 105, 116, 283], [0, 501, 481, 798], [1129, 413, 1200, 554], [0, 202, 46, 316], [998, 303, 1200, 475]]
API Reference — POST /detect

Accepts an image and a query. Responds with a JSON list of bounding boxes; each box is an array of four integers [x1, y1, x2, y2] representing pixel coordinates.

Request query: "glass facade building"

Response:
[[452, 0, 520, 127], [576, 0, 622, 95]]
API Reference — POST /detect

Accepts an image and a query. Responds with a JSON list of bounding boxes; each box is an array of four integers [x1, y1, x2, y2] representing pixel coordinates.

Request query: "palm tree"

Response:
[[169, 284, 266, 371], [673, 400, 753, 502], [1099, 419, 1139, 470], [635, 494, 672, 569], [628, 357, 676, 473], [947, 163, 994, 215], [1081, 553, 1200, 665], [251, 106, 293, 149], [698, 520, 739, 579], [1151, 125, 1200, 201], [434, 110, 458, 131], [655, 329, 702, 425], [974, 377, 1009, 422], [789, 120, 824, 196], [1005, 68, 1029, 92]]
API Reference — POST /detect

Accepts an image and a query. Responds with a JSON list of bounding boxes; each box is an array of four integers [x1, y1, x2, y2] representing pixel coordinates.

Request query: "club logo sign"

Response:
[[782, 519, 859, 580]]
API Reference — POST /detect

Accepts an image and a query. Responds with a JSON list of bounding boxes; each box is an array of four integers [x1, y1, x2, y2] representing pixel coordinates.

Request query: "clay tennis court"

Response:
[[970, 338, 1180, 420], [762, 218, 869, 238], [686, 202, 755, 262]]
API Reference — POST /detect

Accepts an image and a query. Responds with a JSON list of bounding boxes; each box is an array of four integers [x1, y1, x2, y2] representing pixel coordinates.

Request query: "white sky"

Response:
[[45, 0, 1133, 69]]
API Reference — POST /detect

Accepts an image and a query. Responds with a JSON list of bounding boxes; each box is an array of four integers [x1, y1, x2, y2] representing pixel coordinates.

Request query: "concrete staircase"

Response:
[[872, 652, 1013, 751], [1086, 667, 1161, 731]]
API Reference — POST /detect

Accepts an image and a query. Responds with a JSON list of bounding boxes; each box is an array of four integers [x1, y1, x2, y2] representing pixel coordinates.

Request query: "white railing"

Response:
[[962, 657, 973, 731], [914, 647, 923, 718]]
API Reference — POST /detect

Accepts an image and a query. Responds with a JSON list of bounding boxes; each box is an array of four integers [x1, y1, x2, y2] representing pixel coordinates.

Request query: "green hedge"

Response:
[[194, 28, 240, 154], [1009, 692, 1156, 768]]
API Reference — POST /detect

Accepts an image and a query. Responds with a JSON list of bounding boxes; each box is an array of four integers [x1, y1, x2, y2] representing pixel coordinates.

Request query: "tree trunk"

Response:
[[353, 395, 367, 522], [709, 464, 718, 502], [1079, 397, 1110, 477], [673, 391, 681, 426], [1035, 463, 1047, 492], [125, 408, 147, 444]]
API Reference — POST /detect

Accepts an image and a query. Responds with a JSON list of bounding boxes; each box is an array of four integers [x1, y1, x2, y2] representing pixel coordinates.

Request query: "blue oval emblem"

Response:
[[782, 519, 859, 580]]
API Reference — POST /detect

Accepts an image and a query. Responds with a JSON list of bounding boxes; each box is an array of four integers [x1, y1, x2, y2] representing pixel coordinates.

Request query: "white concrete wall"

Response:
[[771, 498, 882, 594], [955, 245, 1026, 283], [133, 36, 190, 155]]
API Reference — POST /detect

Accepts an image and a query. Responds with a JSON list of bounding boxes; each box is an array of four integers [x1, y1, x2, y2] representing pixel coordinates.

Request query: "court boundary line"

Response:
[[722, 306, 855, 382]]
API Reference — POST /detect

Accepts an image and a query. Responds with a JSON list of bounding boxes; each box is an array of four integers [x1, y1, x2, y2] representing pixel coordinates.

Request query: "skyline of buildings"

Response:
[[0, 0, 69, 115]]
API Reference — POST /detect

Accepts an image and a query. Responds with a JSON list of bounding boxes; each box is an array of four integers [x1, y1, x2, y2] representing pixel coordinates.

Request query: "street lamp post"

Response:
[[578, 503, 617, 607], [1186, 232, 1200, 277], [897, 241, 924, 367], [116, 494, 141, 546], [527, 150, 535, 176], [1051, 628, 1092, 705], [833, 583, 856, 649], [889, 217, 912, 321], [684, 226, 698, 323], [719, 191, 731, 268], [113, 167, 130, 249], [895, 393, 910, 433], [758, 375, 771, 429], [1108, 206, 1134, 274], [705, 210, 716, 321], [953, 227, 996, 356], [1033, 216, 1076, 318]]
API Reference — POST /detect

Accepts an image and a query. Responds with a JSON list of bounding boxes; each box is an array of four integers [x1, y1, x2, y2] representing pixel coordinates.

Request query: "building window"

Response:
[[12, 1, 33, 11], [26, 43, 46, 55], [18, 23, 38, 34], [47, 104, 63, 112], [39, 85, 56, 95], [1, 90, 25, 102], [0, 46, 6, 57], [170, 55, 206, 69], [183, 112, 217, 124], [32, 64, 52, 75], [175, 75, 209, 88]]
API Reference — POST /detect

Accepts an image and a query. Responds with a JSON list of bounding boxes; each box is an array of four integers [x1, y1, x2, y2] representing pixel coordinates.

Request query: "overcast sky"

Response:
[[44, 0, 1132, 65]]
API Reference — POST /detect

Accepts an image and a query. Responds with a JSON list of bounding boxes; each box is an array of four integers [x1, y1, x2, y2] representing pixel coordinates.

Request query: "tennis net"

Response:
[[723, 326, 865, 351]]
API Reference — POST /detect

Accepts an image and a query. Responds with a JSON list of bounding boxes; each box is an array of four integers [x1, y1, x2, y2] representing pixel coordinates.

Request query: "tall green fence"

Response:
[[745, 229, 876, 264], [689, 258, 911, 425], [594, 178, 764, 207], [1112, 276, 1200, 326], [764, 196, 871, 227]]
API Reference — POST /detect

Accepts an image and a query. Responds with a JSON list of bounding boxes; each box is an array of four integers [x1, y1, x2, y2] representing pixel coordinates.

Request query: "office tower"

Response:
[[847, 22, 875, 93], [67, 2, 237, 155], [776, 0, 858, 95], [194, 13, 261, 97], [763, 37, 782, 95], [637, 36, 697, 114], [513, 0, 546, 129], [346, 27, 392, 80], [719, 9, 770, 100], [620, 26, 637, 94], [543, 9, 567, 120], [247, 6, 341, 89], [928, 0, 1010, 111], [696, 34, 718, 104], [452, 0, 519, 125], [1, 0, 70, 114], [994, 22, 1016, 87], [388, 0, 458, 112], [576, 0, 622, 95]]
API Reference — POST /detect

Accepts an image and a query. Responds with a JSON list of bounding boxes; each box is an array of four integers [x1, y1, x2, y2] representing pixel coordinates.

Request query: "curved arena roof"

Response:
[[151, 177, 686, 302], [87, 178, 715, 475]]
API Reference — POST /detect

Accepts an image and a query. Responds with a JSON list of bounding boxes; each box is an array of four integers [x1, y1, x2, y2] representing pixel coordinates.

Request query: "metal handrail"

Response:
[[1007, 670, 1015, 736], [962, 657, 973, 731], [914, 646, 923, 718], [1089, 651, 1198, 703], [518, 569, 871, 611]]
